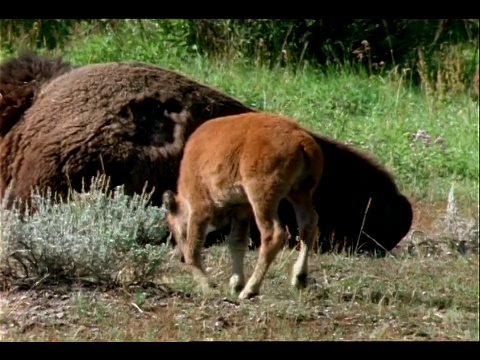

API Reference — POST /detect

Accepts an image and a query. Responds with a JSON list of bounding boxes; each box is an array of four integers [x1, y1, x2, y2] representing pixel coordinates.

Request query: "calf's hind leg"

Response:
[[227, 210, 251, 295], [288, 192, 319, 289], [239, 190, 287, 299]]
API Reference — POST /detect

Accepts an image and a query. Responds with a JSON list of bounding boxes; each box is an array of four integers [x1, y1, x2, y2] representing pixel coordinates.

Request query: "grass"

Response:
[[55, 26, 478, 208], [1, 242, 478, 341], [0, 22, 479, 341]]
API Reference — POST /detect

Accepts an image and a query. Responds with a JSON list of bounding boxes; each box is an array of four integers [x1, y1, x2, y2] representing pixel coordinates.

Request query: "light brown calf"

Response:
[[162, 112, 323, 299]]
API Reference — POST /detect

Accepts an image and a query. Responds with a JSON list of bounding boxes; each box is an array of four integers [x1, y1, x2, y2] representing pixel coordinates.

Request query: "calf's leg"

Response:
[[239, 188, 287, 299], [227, 211, 251, 295], [288, 192, 319, 289]]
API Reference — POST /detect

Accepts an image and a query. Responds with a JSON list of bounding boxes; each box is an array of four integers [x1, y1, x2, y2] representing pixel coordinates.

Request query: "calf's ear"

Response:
[[162, 190, 177, 212]]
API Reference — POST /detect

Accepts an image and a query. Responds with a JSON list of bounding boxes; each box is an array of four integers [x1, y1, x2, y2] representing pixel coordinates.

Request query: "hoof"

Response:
[[231, 284, 245, 296], [238, 289, 259, 300], [292, 273, 308, 289]]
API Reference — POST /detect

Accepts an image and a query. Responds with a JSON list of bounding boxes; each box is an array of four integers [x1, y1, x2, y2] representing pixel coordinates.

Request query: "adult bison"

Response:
[[0, 51, 412, 255], [0, 51, 254, 208]]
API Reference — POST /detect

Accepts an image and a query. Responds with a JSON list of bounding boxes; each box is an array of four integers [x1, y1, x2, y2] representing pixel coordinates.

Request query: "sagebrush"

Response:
[[0, 175, 169, 287]]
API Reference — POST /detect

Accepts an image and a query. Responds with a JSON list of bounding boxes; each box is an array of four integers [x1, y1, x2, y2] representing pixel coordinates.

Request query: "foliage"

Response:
[[0, 176, 169, 287], [2, 19, 477, 92]]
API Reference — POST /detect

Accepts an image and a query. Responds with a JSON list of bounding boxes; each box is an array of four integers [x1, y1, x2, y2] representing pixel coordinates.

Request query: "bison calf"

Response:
[[163, 112, 323, 299]]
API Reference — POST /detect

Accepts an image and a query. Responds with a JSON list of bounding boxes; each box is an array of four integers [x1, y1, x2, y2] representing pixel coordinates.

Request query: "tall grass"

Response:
[[46, 24, 477, 207]]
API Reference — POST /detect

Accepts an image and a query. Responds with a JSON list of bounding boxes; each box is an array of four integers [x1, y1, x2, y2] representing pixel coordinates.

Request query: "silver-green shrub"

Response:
[[0, 176, 169, 287]]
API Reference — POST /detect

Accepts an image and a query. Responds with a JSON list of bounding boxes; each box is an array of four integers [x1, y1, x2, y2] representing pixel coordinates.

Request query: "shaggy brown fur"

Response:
[[162, 112, 323, 299], [0, 51, 73, 136], [0, 51, 254, 210]]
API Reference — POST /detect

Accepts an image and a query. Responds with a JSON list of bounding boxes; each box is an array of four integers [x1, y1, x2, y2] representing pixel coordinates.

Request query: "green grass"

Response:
[[1, 246, 478, 341], [0, 23, 478, 342], [52, 27, 479, 207]]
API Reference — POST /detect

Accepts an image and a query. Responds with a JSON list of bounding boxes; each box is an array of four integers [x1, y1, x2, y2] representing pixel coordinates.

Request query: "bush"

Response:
[[0, 175, 170, 288]]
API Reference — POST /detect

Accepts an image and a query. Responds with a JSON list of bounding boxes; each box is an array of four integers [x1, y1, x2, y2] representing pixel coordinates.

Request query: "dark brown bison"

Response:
[[162, 112, 323, 299], [0, 51, 412, 256], [0, 51, 254, 209]]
